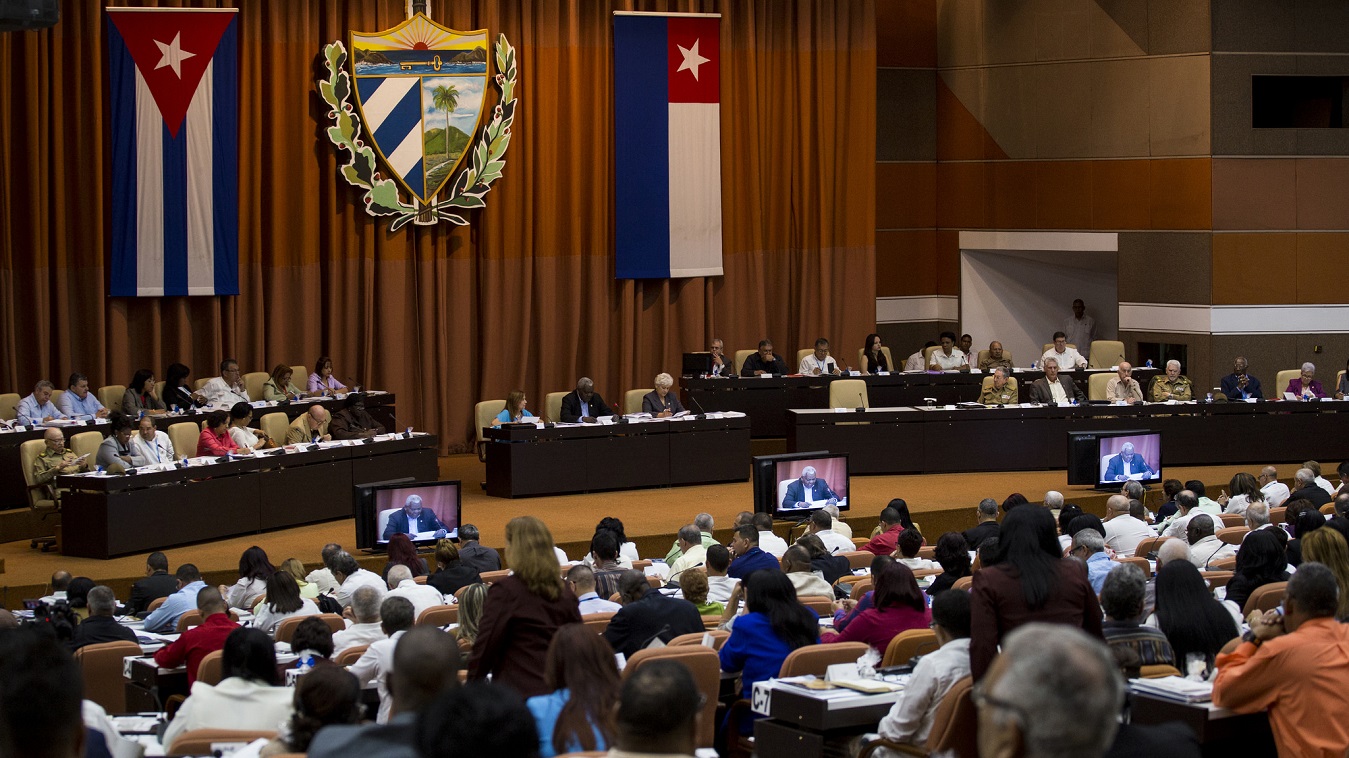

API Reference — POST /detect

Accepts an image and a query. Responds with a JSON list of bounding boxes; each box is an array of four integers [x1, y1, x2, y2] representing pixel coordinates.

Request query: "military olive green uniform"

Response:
[[979, 384, 1018, 405], [1151, 375, 1194, 402]]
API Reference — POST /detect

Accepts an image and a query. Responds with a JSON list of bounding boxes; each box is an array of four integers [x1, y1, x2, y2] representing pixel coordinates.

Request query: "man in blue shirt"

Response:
[[141, 564, 206, 633], [1070, 529, 1113, 594], [57, 373, 109, 420], [726, 525, 781, 579], [16, 380, 67, 425]]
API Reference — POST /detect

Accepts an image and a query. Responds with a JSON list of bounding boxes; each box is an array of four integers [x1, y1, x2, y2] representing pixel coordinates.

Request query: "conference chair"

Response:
[[917, 545, 935, 559], [242, 372, 268, 401], [975, 348, 1012, 367], [474, 399, 506, 461], [798, 595, 835, 616], [978, 375, 1018, 395], [1087, 373, 1111, 401], [631, 559, 653, 571], [668, 630, 729, 649], [316, 613, 346, 635], [0, 392, 19, 420], [1113, 556, 1152, 578], [258, 412, 288, 446], [96, 384, 126, 412], [1133, 535, 1173, 558], [1208, 555, 1237, 571], [177, 609, 240, 633], [154, 380, 166, 400], [1088, 340, 1125, 369], [1275, 369, 1300, 396], [848, 576, 874, 601], [416, 605, 458, 627], [479, 569, 510, 584], [334, 644, 369, 666], [1042, 343, 1077, 353], [167, 422, 199, 461], [780, 641, 870, 677], [1200, 570, 1234, 589], [733, 349, 754, 375], [828, 379, 868, 409], [193, 377, 210, 391], [623, 389, 649, 415], [273, 616, 306, 643], [856, 346, 895, 372], [952, 576, 973, 591], [1269, 507, 1286, 524], [703, 614, 722, 630], [1339, 370, 1346, 394], [146, 596, 167, 613], [795, 348, 813, 369], [69, 431, 102, 464], [167, 729, 278, 757], [623, 647, 720, 748], [922, 345, 941, 366], [1218, 513, 1245, 528], [73, 640, 141, 714], [881, 628, 939, 668], [546, 391, 566, 423], [857, 676, 975, 758], [20, 439, 59, 551], [1244, 582, 1287, 616], [49, 390, 65, 413], [1216, 526, 1249, 546], [840, 550, 873, 570], [581, 612, 616, 635], [196, 650, 225, 686]]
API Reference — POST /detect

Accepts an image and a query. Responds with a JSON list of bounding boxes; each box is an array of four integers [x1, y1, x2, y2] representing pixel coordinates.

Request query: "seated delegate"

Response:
[[162, 362, 208, 410], [309, 356, 346, 393], [641, 373, 685, 417], [122, 369, 167, 416], [494, 390, 535, 426], [59, 373, 109, 419], [262, 364, 313, 402], [560, 378, 613, 423], [740, 340, 788, 376]]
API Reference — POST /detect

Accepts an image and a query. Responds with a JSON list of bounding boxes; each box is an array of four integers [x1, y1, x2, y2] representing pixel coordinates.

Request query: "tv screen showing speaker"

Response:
[[353, 479, 461, 550], [752, 451, 849, 518], [1066, 430, 1161, 487]]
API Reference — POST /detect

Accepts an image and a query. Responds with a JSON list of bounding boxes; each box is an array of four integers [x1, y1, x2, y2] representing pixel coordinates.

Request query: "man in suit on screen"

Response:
[[1104, 443, 1156, 482], [382, 494, 447, 541], [782, 466, 839, 510]]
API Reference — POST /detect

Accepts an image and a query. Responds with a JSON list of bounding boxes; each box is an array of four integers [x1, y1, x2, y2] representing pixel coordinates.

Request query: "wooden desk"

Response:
[[753, 683, 902, 758], [1129, 690, 1275, 757]]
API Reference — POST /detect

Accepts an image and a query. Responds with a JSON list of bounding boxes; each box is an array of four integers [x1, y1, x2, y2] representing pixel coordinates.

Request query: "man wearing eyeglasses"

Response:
[[1258, 466, 1290, 508], [200, 359, 250, 406]]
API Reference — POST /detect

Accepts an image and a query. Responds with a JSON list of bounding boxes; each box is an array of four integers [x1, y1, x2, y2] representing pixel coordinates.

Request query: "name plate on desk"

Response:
[[751, 680, 774, 715]]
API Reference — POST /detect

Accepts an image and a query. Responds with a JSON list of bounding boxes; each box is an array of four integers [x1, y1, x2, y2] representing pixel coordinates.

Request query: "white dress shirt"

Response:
[[669, 544, 708, 580], [1188, 535, 1236, 569], [386, 579, 448, 621], [336, 569, 387, 608], [1048, 380, 1068, 404], [1040, 347, 1086, 370], [577, 591, 622, 615], [758, 531, 790, 559], [877, 638, 972, 748], [1103, 515, 1158, 558], [348, 629, 404, 723], [200, 376, 250, 406], [1315, 476, 1336, 497], [252, 598, 321, 633], [305, 567, 338, 595], [929, 349, 967, 371], [787, 571, 834, 599], [332, 621, 386, 653], [1261, 481, 1290, 508], [705, 575, 738, 604], [832, 518, 853, 539], [162, 677, 293, 749], [129, 431, 175, 465], [1064, 315, 1096, 350], [814, 528, 855, 555], [223, 577, 266, 610], [1161, 511, 1198, 540], [799, 353, 841, 375], [903, 351, 925, 372], [228, 426, 262, 450]]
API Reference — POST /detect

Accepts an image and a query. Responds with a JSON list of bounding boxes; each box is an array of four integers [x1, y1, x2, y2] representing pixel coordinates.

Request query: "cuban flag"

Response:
[[107, 8, 239, 297], [613, 13, 723, 279]]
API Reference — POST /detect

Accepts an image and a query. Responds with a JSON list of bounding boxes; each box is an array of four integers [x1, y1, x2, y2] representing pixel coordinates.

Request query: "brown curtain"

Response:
[[0, 0, 875, 452]]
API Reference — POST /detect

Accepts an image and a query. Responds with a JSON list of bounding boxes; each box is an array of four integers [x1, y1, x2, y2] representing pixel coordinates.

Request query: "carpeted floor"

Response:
[[0, 454, 1322, 607]]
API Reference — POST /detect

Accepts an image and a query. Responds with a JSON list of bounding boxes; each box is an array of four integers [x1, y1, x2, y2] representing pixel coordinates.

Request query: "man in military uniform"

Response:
[[978, 341, 1014, 371], [979, 368, 1018, 405], [1151, 359, 1194, 402], [32, 428, 87, 502]]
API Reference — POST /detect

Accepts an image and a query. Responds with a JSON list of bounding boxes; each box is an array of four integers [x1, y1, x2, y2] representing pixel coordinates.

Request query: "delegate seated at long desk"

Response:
[[382, 494, 448, 541], [1027, 358, 1085, 404], [741, 340, 788, 376], [561, 377, 614, 422]]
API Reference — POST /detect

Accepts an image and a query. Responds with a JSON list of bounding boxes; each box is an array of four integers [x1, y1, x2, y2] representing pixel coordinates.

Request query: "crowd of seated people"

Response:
[[11, 462, 1349, 758]]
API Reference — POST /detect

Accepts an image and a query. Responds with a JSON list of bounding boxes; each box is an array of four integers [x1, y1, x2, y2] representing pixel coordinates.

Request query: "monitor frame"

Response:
[[752, 450, 851, 520], [354, 478, 462, 551]]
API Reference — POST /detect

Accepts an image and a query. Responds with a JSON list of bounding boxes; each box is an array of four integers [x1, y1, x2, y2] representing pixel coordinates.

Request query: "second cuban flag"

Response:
[[613, 13, 723, 279]]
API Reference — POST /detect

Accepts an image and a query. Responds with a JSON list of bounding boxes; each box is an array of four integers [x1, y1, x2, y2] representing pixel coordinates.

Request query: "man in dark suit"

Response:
[[603, 571, 704, 659], [560, 377, 615, 422], [1290, 468, 1332, 508], [740, 339, 789, 376], [382, 494, 448, 541], [781, 466, 839, 509], [1103, 443, 1157, 482], [1219, 356, 1263, 400], [457, 524, 501, 573], [1028, 357, 1086, 404], [128, 551, 179, 617], [69, 586, 138, 651]]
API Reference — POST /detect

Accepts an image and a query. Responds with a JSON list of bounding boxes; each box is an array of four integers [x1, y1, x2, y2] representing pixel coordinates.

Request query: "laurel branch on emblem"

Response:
[[318, 33, 517, 231]]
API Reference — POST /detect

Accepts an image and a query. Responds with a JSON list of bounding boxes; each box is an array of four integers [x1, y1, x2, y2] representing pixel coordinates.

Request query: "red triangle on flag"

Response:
[[108, 10, 235, 138]]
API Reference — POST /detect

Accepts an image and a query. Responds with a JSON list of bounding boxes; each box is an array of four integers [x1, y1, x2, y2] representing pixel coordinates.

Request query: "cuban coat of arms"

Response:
[[319, 13, 516, 230]]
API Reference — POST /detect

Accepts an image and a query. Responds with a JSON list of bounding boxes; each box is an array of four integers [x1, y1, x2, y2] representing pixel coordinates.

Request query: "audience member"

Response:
[[1160, 490, 1202, 539], [719, 571, 819, 703], [1213, 563, 1349, 757], [456, 524, 501, 573], [381, 533, 429, 580], [795, 533, 851, 584], [589, 529, 628, 598], [329, 393, 386, 439], [861, 505, 908, 556], [928, 532, 972, 596], [455, 583, 488, 653], [1223, 529, 1289, 613], [1220, 472, 1262, 515], [1300, 528, 1349, 621], [130, 552, 179, 616], [332, 585, 387, 653], [832, 555, 894, 632], [253, 570, 321, 633], [665, 513, 716, 563], [704, 544, 738, 603], [1186, 514, 1236, 569], [963, 499, 1000, 551], [286, 405, 333, 444], [873, 590, 972, 751], [220, 545, 274, 611], [1150, 561, 1239, 672], [279, 557, 321, 600], [427, 539, 482, 596], [1286, 505, 1325, 567], [668, 524, 709, 579], [824, 502, 853, 538], [727, 525, 780, 578], [780, 546, 834, 598], [65, 577, 94, 620], [306, 543, 344, 594], [895, 528, 937, 571], [290, 616, 337, 667], [0, 625, 86, 758], [385, 564, 445, 620], [1244, 501, 1274, 534], [528, 623, 620, 757], [1055, 504, 1084, 552], [39, 569, 72, 605], [142, 563, 207, 633], [604, 570, 704, 658], [680, 568, 723, 615], [348, 596, 416, 723], [259, 666, 361, 756], [153, 586, 239, 685], [162, 627, 293, 748], [68, 586, 137, 651], [1259, 466, 1291, 507], [807, 508, 854, 554], [1102, 494, 1157, 557], [1099, 564, 1175, 677], [823, 563, 930, 654], [417, 680, 539, 758], [469, 516, 582, 698], [1070, 529, 1112, 594], [567, 565, 622, 615], [970, 505, 1103, 680], [332, 551, 386, 608], [1154, 479, 1184, 521], [751, 512, 789, 558], [1290, 467, 1331, 508]]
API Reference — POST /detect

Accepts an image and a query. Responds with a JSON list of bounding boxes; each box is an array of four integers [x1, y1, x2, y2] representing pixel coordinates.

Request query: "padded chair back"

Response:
[[828, 379, 868, 409], [623, 647, 720, 747], [1087, 373, 1111, 401], [1088, 340, 1125, 369], [546, 391, 567, 423], [0, 392, 19, 420], [1275, 370, 1300, 395], [146, 596, 168, 613], [1244, 581, 1287, 616], [177, 609, 239, 633], [479, 569, 511, 584], [923, 676, 977, 756], [922, 345, 941, 366], [1269, 507, 1286, 524], [1201, 570, 1234, 589], [1322, 502, 1337, 516], [1132, 536, 1173, 558], [952, 576, 973, 591], [74, 640, 141, 714], [856, 346, 895, 372], [1113, 556, 1152, 578], [168, 422, 199, 461], [839, 551, 872, 570], [1217, 526, 1249, 545], [881, 628, 939, 668], [417, 605, 459, 627], [582, 612, 616, 635], [193, 377, 210, 391], [154, 380, 167, 400], [69, 431, 102, 463], [798, 595, 834, 616], [1218, 512, 1245, 528], [20, 439, 55, 509], [273, 616, 306, 643], [474, 400, 506, 459], [1208, 556, 1237, 571], [975, 349, 1012, 367], [624, 389, 649, 415], [780, 642, 870, 677], [848, 576, 874, 601], [668, 630, 729, 649], [167, 729, 278, 757], [259, 412, 288, 446], [795, 348, 813, 368], [317, 613, 346, 634], [979, 375, 1017, 393], [196, 650, 225, 686], [50, 390, 66, 413], [242, 372, 268, 401], [334, 644, 369, 666], [97, 385, 127, 412], [733, 349, 754, 375]]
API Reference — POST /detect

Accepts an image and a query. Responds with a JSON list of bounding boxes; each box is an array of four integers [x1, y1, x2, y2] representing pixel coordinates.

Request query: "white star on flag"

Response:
[[676, 38, 710, 81], [154, 32, 196, 78]]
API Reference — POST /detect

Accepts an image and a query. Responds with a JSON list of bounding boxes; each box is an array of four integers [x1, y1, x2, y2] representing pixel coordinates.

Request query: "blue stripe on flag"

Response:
[[372, 85, 423, 165], [404, 159, 425, 199], [355, 76, 384, 103], [613, 15, 671, 279], [212, 18, 239, 295], [162, 123, 188, 295], [107, 22, 138, 296]]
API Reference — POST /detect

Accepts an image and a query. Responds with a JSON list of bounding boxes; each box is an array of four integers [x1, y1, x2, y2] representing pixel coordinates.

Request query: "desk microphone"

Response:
[[688, 394, 708, 420], [664, 562, 705, 588], [856, 392, 866, 413]]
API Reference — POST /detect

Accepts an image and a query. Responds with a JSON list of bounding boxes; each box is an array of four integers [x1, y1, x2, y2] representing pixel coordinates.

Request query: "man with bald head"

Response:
[[382, 494, 447, 541], [1258, 466, 1290, 507], [1104, 442, 1155, 482], [286, 404, 332, 444], [781, 465, 839, 510], [561, 376, 614, 423], [1103, 494, 1157, 557], [1105, 362, 1144, 404], [977, 341, 1013, 371], [1220, 356, 1263, 400], [32, 428, 88, 502]]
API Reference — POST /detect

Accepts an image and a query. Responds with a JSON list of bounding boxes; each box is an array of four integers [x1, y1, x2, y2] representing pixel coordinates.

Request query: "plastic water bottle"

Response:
[[1031, 361, 1037, 370], [1145, 359, 1153, 368], [1206, 392, 1213, 403], [405, 426, 413, 437]]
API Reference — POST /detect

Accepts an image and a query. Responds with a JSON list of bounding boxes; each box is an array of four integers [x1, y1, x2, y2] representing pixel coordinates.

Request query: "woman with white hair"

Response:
[[1286, 362, 1326, 399], [641, 373, 685, 417]]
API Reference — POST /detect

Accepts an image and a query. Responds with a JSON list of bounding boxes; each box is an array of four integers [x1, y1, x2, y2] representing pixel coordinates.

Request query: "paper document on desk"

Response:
[[1130, 676, 1212, 703]]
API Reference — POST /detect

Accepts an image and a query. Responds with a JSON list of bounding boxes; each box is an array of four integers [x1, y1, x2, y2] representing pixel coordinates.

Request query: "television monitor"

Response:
[[354, 479, 462, 551], [1066, 430, 1161, 487], [752, 450, 849, 519], [682, 352, 714, 377]]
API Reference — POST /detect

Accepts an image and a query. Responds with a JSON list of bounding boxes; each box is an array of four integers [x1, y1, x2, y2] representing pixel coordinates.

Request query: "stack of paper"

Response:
[[1130, 676, 1212, 703]]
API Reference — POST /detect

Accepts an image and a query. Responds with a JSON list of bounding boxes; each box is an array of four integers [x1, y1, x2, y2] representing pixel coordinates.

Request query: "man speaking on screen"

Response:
[[782, 466, 840, 510], [1104, 443, 1156, 482], [382, 494, 448, 541]]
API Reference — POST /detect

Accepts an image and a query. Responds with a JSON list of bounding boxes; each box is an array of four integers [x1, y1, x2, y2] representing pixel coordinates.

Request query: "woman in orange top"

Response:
[[197, 410, 245, 456]]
